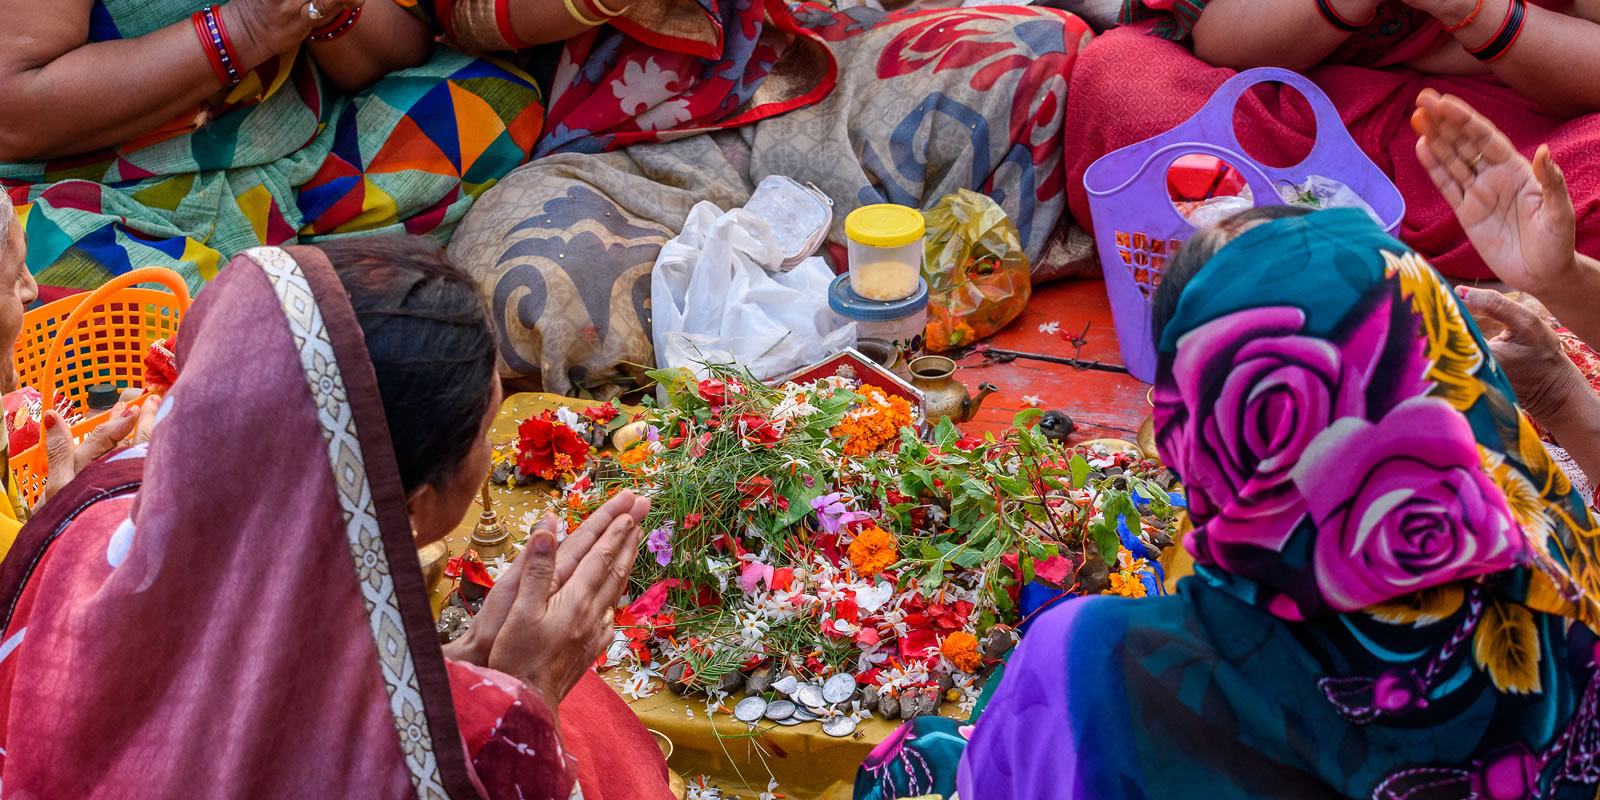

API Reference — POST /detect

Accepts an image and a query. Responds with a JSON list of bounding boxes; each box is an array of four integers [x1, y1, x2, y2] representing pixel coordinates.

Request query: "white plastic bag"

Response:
[[652, 201, 857, 383], [1277, 175, 1383, 226]]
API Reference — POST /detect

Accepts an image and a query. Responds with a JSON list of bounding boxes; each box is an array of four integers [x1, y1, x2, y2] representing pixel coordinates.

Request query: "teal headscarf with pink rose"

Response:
[[959, 209, 1600, 800]]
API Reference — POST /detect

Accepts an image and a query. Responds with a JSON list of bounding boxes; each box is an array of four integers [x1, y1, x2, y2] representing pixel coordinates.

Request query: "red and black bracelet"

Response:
[[1468, 0, 1526, 62], [192, 5, 241, 86], [1314, 0, 1374, 32], [308, 7, 363, 41]]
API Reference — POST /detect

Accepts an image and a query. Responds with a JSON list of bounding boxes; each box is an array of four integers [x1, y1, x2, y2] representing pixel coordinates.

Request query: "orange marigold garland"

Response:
[[847, 524, 899, 576], [832, 385, 914, 456], [941, 631, 983, 672]]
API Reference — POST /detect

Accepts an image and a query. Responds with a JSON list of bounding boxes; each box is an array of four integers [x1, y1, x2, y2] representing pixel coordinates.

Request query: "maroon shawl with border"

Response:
[[0, 247, 577, 799]]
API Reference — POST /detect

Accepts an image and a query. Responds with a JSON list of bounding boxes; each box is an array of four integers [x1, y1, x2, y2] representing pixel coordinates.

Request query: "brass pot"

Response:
[[907, 355, 996, 426], [418, 540, 450, 592]]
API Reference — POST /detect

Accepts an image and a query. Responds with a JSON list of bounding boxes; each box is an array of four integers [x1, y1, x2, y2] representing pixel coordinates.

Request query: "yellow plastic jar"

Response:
[[845, 204, 925, 302]]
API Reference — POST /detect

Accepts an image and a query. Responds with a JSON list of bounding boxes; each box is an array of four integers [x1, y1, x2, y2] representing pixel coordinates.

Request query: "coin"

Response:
[[772, 675, 799, 696], [823, 674, 857, 704], [791, 707, 821, 722], [795, 684, 825, 709], [734, 697, 767, 723], [822, 716, 858, 737], [775, 716, 804, 726], [764, 700, 796, 720]]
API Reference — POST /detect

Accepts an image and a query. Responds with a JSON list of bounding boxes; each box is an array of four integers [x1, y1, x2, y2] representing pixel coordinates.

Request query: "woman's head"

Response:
[[1149, 207, 1597, 623], [0, 204, 39, 394], [315, 236, 500, 543], [1151, 204, 1314, 346]]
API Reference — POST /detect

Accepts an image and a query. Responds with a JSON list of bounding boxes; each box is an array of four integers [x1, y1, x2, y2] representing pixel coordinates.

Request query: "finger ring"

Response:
[[306, 0, 325, 21], [1468, 152, 1485, 171]]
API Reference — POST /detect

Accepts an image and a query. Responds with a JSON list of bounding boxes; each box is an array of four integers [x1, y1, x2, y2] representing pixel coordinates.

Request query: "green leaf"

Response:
[[1070, 454, 1091, 490], [1013, 408, 1045, 429], [934, 417, 962, 450], [1021, 557, 1035, 584]]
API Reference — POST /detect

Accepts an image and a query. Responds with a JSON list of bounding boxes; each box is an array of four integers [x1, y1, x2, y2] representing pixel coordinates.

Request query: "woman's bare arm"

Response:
[[0, 0, 359, 162], [504, 0, 615, 46], [308, 1, 434, 94], [1190, 0, 1374, 70], [1419, 0, 1600, 116]]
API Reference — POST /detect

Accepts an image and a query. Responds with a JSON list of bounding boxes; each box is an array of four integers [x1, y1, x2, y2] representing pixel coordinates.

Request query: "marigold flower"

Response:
[[831, 386, 914, 456], [1108, 571, 1148, 599], [941, 631, 983, 672], [847, 524, 899, 577]]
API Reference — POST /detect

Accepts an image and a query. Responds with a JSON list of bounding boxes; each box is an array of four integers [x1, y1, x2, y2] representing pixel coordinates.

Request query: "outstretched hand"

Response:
[[1412, 89, 1577, 296]]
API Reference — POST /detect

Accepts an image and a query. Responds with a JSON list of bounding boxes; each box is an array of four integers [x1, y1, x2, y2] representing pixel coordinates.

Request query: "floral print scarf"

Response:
[[959, 209, 1600, 799]]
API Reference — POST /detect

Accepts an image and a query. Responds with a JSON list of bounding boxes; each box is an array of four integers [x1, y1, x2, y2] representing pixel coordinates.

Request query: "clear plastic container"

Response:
[[830, 274, 928, 374], [845, 204, 925, 302]]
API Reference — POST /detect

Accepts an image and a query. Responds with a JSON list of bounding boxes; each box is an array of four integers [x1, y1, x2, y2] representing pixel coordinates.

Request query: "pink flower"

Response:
[[1291, 398, 1522, 612], [1155, 303, 1393, 562], [812, 493, 870, 536], [740, 562, 774, 593], [646, 524, 674, 567]]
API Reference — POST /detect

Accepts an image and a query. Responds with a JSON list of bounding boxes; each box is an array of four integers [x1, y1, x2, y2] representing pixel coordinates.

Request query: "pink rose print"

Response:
[[1292, 398, 1523, 612], [1155, 302, 1389, 565]]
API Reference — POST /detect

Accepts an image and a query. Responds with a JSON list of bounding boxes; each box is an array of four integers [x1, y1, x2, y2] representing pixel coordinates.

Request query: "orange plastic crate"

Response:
[[10, 268, 190, 506]]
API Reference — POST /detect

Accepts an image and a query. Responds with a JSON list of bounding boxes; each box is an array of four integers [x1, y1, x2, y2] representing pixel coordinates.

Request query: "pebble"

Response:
[[823, 674, 857, 704], [664, 663, 691, 696], [716, 671, 746, 695], [734, 697, 768, 723], [764, 700, 797, 721], [823, 717, 858, 738], [861, 687, 881, 714], [745, 662, 775, 695]]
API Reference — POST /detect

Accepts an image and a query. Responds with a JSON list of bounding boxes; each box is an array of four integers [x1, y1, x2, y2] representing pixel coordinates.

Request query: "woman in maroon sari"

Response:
[[0, 237, 673, 798]]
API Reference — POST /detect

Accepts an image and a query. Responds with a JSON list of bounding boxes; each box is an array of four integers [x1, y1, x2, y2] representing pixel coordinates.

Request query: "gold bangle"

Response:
[[587, 0, 629, 17], [562, 0, 606, 27]]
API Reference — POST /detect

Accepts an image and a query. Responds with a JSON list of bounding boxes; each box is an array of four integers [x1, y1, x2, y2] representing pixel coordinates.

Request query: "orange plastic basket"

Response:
[[10, 268, 191, 506]]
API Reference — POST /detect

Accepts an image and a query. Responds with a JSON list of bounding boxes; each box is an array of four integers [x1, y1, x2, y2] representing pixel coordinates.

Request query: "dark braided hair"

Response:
[[315, 236, 498, 495]]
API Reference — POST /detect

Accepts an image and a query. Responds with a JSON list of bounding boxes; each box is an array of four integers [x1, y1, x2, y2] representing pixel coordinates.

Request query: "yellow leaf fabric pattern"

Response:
[[1382, 250, 1484, 411], [1473, 598, 1543, 695], [1368, 585, 1465, 627]]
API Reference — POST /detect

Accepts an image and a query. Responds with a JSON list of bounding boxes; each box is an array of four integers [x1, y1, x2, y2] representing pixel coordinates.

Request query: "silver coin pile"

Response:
[[729, 672, 861, 737]]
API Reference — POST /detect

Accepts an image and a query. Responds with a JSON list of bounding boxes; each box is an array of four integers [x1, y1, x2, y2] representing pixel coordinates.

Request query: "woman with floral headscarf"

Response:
[[956, 204, 1600, 799]]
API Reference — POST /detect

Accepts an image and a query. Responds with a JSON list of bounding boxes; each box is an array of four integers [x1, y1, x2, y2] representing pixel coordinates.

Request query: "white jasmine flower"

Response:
[[1021, 395, 1043, 408], [1038, 321, 1061, 335]]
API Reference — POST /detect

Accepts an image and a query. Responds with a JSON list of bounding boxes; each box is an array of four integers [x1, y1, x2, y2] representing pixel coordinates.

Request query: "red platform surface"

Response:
[[952, 278, 1151, 441]]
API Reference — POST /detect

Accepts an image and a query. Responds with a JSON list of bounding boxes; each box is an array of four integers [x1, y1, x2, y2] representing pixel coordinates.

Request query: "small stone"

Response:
[[436, 606, 470, 644], [1105, 466, 1125, 477], [984, 627, 1020, 661], [1111, 476, 1130, 491], [938, 673, 955, 694], [861, 687, 881, 713], [878, 693, 900, 721], [490, 461, 515, 485], [899, 693, 919, 720], [765, 700, 796, 721], [1077, 555, 1112, 595], [664, 663, 691, 695], [745, 662, 775, 695], [717, 670, 746, 694]]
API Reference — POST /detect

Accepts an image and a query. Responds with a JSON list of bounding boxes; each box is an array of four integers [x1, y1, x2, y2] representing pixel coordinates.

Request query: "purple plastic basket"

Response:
[[1083, 67, 1405, 383]]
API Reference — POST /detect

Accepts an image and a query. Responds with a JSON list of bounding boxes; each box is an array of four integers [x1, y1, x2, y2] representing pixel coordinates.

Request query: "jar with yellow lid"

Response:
[[845, 204, 925, 302]]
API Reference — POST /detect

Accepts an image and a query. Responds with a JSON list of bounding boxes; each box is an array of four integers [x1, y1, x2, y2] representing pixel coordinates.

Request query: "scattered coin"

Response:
[[734, 697, 767, 723], [795, 684, 826, 709], [791, 707, 821, 722], [774, 716, 804, 726], [764, 700, 796, 720], [822, 716, 858, 738], [823, 674, 856, 704]]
